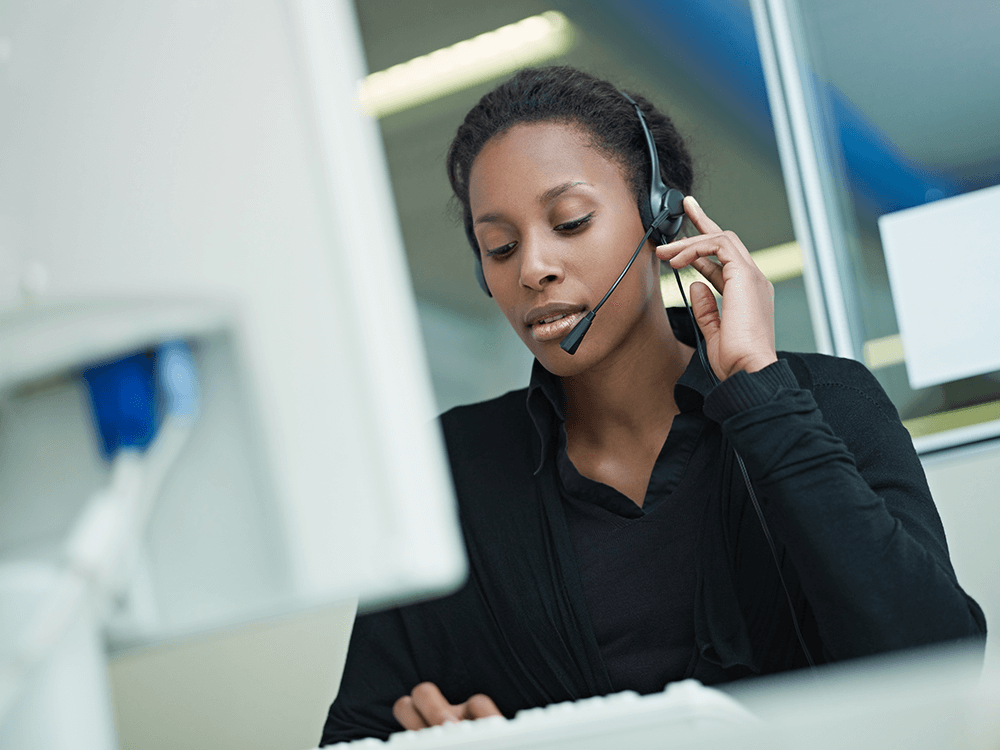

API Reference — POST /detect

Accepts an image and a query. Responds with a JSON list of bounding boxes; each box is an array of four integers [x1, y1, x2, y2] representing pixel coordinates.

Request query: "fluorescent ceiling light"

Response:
[[864, 334, 905, 370], [903, 400, 1000, 440], [358, 11, 574, 118], [747, 242, 804, 284]]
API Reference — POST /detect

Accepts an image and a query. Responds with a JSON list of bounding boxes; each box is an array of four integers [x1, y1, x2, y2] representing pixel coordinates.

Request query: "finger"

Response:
[[683, 195, 722, 235], [656, 229, 748, 263], [691, 256, 724, 294], [393, 695, 430, 730], [462, 694, 503, 720], [666, 231, 758, 271], [410, 682, 462, 726], [655, 232, 718, 257], [665, 240, 731, 270], [689, 281, 720, 343]]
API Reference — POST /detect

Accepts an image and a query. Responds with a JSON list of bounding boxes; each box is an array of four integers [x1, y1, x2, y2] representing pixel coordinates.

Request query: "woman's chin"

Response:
[[527, 338, 602, 378]]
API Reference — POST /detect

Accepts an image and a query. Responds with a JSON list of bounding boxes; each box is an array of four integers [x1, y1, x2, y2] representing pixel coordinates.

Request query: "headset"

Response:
[[623, 91, 817, 669], [471, 93, 688, 355], [472, 89, 817, 669]]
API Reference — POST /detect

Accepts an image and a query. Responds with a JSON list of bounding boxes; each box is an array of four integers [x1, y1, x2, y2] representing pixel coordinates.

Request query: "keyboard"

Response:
[[317, 646, 1000, 750], [320, 679, 759, 749]]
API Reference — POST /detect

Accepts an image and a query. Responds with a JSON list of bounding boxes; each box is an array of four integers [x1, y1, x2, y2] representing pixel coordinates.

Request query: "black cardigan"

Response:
[[321, 349, 986, 745]]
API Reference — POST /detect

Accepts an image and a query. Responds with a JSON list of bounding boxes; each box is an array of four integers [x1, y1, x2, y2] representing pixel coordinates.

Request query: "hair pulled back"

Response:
[[446, 66, 695, 259]]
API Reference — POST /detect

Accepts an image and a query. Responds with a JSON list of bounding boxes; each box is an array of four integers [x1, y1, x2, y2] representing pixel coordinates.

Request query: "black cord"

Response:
[[578, 221, 818, 670], [671, 266, 817, 670], [592, 223, 659, 315]]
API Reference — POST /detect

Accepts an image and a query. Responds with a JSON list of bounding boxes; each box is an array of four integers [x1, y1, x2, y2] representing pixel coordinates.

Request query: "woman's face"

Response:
[[468, 121, 662, 376]]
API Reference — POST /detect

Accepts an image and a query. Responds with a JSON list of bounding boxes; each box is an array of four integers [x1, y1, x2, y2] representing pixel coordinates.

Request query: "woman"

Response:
[[320, 67, 985, 744]]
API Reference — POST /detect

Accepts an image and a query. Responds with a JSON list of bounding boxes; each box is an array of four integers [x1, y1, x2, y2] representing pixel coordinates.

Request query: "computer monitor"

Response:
[[0, 0, 463, 706]]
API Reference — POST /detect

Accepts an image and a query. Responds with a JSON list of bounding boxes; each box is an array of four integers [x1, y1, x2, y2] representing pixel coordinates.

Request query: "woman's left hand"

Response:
[[656, 196, 777, 381]]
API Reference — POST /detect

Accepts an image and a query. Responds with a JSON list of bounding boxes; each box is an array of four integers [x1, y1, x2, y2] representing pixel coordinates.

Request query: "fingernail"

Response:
[[686, 195, 700, 208]]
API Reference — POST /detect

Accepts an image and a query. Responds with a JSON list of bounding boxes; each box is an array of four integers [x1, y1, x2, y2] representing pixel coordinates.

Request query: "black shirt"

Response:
[[526, 333, 716, 693], [320, 311, 987, 745]]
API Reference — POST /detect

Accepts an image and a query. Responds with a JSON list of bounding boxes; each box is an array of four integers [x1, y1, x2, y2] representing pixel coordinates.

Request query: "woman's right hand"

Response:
[[392, 682, 503, 730]]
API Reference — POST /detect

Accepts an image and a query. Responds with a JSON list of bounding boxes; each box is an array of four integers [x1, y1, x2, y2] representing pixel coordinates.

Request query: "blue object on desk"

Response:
[[82, 340, 198, 460], [156, 340, 199, 418], [82, 351, 159, 460]]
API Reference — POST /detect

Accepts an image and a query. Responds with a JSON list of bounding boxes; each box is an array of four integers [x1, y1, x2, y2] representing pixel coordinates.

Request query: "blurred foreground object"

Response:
[[0, 1, 464, 748]]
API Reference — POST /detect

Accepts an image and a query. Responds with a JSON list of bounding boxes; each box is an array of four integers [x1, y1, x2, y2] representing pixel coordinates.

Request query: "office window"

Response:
[[753, 0, 1000, 451]]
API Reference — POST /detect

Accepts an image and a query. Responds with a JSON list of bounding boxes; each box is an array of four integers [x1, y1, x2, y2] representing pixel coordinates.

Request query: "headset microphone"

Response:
[[558, 195, 683, 354], [559, 92, 685, 355]]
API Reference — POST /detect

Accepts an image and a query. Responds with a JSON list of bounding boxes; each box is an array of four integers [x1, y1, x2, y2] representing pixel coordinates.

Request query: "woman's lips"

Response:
[[529, 311, 585, 342]]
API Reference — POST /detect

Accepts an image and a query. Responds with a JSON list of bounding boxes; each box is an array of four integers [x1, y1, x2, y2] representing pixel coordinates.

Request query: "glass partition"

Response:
[[751, 0, 1000, 452]]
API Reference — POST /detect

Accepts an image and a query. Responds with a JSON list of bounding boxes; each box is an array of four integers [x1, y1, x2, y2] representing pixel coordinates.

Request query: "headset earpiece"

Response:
[[620, 91, 685, 246], [468, 218, 492, 296], [472, 93, 684, 296], [652, 188, 685, 246], [619, 93, 817, 671], [474, 255, 491, 297]]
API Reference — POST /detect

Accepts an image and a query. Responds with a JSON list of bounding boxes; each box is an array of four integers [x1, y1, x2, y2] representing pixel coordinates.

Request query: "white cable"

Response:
[[0, 415, 195, 726]]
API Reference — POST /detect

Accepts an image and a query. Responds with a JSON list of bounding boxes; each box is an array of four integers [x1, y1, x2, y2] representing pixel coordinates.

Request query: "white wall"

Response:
[[108, 600, 356, 750], [922, 441, 1000, 668]]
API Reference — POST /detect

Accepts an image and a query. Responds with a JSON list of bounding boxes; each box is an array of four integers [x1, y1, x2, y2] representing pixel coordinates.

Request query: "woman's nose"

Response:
[[518, 236, 564, 290]]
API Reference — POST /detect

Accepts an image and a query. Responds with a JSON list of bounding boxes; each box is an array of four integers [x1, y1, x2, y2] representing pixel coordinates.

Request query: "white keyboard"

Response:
[[321, 679, 758, 749], [319, 648, 1000, 750]]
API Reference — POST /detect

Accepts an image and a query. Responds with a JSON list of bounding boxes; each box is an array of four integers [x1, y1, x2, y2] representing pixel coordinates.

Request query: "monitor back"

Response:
[[0, 0, 466, 645]]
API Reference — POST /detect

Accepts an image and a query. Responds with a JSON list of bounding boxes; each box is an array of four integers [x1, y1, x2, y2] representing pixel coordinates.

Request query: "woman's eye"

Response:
[[485, 241, 517, 259], [555, 212, 595, 233]]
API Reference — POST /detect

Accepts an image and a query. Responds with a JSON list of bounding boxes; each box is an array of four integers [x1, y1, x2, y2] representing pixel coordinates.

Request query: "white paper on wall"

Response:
[[878, 183, 1000, 390]]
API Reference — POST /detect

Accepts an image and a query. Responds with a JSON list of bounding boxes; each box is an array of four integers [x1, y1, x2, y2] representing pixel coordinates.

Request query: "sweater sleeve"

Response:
[[319, 608, 420, 745], [319, 597, 477, 745], [702, 356, 986, 661]]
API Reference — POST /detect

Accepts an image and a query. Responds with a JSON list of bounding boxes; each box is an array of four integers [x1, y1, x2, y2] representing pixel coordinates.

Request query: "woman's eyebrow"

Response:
[[473, 211, 505, 226], [538, 180, 590, 206], [473, 181, 592, 226]]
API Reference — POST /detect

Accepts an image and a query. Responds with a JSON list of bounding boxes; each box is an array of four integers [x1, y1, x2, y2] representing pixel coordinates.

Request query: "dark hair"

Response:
[[446, 66, 695, 259]]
